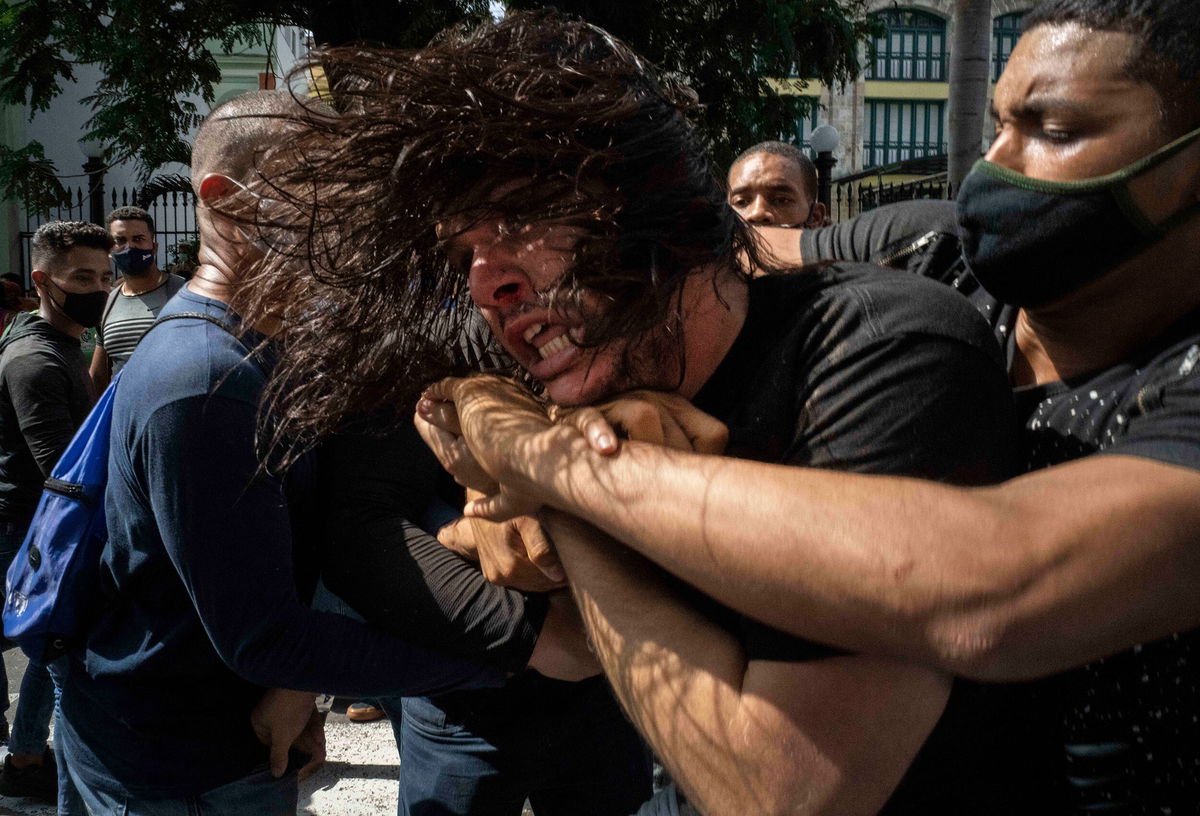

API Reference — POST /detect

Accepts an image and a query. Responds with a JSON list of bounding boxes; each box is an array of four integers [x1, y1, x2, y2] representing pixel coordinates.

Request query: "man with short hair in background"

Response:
[[89, 206, 186, 392], [0, 221, 112, 804], [727, 140, 826, 228]]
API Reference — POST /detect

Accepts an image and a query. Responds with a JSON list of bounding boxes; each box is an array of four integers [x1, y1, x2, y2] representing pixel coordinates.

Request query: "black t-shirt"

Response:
[[805, 200, 1200, 813], [977, 294, 1200, 816], [692, 266, 1056, 814], [0, 312, 92, 522]]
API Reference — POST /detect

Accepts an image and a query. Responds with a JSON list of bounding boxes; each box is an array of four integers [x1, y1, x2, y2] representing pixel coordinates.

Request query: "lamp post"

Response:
[[77, 138, 106, 226], [809, 125, 841, 213]]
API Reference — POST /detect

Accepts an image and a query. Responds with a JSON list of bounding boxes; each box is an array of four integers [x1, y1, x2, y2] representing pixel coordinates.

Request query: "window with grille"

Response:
[[863, 99, 946, 167], [993, 13, 1025, 81], [865, 9, 947, 82]]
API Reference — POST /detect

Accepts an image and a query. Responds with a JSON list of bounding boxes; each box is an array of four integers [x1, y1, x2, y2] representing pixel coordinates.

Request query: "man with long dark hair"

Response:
[[423, 1, 1200, 812], [249, 12, 1049, 814]]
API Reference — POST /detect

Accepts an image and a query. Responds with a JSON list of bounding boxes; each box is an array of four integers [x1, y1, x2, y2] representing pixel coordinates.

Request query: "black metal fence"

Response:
[[828, 165, 953, 224], [16, 186, 198, 288]]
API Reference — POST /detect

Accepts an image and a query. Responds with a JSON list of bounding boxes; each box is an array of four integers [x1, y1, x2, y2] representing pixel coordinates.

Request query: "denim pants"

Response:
[[0, 519, 57, 755], [399, 675, 652, 816], [633, 784, 701, 816], [1, 520, 85, 815], [310, 582, 652, 816], [64, 761, 298, 816]]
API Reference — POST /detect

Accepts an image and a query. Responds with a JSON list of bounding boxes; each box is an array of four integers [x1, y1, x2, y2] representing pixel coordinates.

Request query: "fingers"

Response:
[[658, 413, 692, 451], [420, 376, 465, 406], [606, 401, 665, 446], [269, 733, 291, 779], [513, 516, 566, 583], [436, 517, 482, 561], [296, 712, 327, 782], [564, 407, 619, 454], [672, 404, 729, 454], [414, 411, 499, 493], [464, 491, 534, 523], [298, 754, 324, 783], [600, 391, 729, 454], [416, 396, 463, 436]]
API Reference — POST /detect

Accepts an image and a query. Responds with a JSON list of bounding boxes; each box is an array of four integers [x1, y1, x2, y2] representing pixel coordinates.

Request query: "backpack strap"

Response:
[[149, 311, 237, 336]]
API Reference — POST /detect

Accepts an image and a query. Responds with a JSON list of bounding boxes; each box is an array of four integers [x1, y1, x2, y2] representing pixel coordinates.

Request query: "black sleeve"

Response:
[[7, 352, 79, 477], [321, 422, 547, 674], [801, 200, 963, 280], [743, 332, 1019, 662], [1105, 360, 1200, 473]]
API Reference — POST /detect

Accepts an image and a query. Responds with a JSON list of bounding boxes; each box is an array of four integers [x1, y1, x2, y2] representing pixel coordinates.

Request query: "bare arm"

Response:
[[544, 510, 948, 816], [515, 434, 1200, 681], [89, 343, 111, 394]]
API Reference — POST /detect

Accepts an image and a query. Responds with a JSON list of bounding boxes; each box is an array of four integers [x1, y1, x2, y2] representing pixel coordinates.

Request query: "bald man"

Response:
[[727, 140, 826, 228], [55, 92, 498, 815]]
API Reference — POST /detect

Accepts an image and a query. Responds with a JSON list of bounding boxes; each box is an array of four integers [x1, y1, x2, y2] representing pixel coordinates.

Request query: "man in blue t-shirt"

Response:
[[56, 91, 513, 815]]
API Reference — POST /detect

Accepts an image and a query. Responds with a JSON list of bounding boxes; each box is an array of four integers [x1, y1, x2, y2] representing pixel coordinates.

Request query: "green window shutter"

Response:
[[864, 99, 946, 167], [866, 9, 947, 82]]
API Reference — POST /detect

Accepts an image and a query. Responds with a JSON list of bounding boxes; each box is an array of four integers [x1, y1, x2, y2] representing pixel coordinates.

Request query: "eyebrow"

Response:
[[995, 96, 1094, 121], [729, 181, 801, 196]]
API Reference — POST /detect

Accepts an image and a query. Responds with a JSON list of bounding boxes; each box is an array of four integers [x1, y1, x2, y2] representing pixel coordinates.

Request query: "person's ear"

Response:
[[29, 269, 47, 289], [198, 173, 238, 204], [805, 201, 828, 228]]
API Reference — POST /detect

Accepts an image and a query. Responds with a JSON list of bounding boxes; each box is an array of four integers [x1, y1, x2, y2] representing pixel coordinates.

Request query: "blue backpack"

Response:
[[3, 312, 233, 662]]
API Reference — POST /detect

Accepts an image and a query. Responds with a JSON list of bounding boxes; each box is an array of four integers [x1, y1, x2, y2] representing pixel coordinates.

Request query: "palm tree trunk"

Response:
[[947, 0, 992, 192]]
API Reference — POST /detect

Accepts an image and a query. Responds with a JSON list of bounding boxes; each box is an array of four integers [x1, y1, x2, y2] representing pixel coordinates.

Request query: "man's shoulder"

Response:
[[774, 262, 1002, 357], [119, 299, 263, 407], [0, 323, 74, 383]]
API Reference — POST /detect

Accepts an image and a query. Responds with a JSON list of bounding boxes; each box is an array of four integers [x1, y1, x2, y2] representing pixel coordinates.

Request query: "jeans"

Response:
[[65, 762, 298, 816], [400, 674, 652, 816], [46, 660, 85, 816], [310, 582, 652, 816], [633, 784, 701, 816], [0, 519, 57, 755]]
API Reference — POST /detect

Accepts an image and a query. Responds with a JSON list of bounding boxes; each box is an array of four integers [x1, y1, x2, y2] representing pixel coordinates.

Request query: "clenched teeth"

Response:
[[539, 334, 574, 359]]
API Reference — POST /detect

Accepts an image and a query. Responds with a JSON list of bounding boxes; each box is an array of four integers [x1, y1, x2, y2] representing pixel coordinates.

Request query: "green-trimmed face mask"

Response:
[[956, 124, 1200, 307]]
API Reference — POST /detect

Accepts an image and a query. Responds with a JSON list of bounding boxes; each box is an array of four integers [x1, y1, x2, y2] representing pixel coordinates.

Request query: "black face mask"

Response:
[[47, 281, 107, 329], [112, 246, 155, 277], [956, 124, 1200, 308]]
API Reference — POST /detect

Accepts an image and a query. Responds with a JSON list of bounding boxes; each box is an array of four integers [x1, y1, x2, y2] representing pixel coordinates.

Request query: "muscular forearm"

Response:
[[545, 511, 940, 816], [520, 435, 1200, 680]]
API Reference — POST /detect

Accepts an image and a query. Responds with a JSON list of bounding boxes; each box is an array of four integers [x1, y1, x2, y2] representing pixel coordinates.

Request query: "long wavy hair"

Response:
[[232, 10, 768, 468]]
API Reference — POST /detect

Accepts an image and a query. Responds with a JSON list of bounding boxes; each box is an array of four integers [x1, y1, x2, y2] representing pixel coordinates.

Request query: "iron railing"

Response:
[[17, 187, 198, 288]]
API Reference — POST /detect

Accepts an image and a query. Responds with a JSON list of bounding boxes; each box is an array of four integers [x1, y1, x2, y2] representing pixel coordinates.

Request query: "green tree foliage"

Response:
[[0, 0, 871, 209], [503, 0, 877, 167]]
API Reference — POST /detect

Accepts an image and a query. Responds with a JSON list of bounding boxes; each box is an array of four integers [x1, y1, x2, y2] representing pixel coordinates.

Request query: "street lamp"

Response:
[[77, 138, 106, 226], [809, 125, 841, 213]]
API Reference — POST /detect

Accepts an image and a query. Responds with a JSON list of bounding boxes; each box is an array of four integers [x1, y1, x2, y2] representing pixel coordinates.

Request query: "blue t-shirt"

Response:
[[60, 288, 498, 798]]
